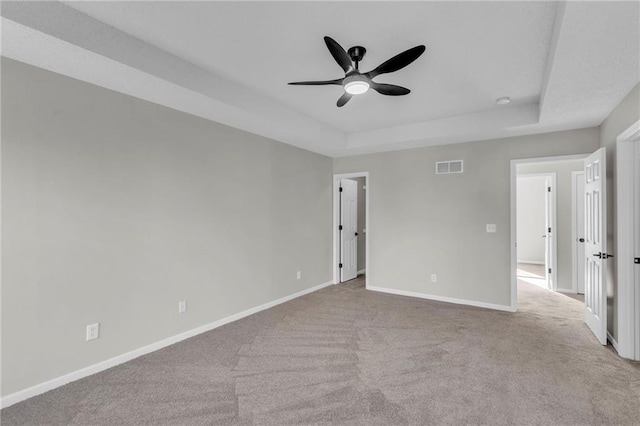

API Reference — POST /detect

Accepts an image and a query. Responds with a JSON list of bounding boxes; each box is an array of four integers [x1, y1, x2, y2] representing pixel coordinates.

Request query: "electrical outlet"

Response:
[[431, 274, 437, 283], [486, 224, 497, 233], [86, 323, 100, 341], [296, 271, 301, 280], [178, 300, 187, 313]]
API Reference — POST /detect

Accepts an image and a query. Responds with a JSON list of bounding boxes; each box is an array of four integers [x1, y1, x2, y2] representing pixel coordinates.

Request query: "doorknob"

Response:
[[593, 252, 603, 258], [541, 235, 547, 238], [579, 238, 585, 242]]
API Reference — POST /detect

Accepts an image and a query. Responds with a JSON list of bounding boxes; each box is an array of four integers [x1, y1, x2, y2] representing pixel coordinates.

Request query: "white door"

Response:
[[584, 148, 608, 345], [575, 173, 585, 294], [544, 178, 553, 289], [340, 179, 358, 282]]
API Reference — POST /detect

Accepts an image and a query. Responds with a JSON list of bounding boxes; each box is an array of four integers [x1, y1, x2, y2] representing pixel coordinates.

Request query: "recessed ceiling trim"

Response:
[[1, 3, 347, 157], [347, 103, 539, 149], [2, 1, 638, 158]]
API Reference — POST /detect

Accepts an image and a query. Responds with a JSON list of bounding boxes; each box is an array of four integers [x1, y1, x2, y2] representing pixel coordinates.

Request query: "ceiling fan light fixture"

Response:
[[288, 37, 426, 106], [344, 79, 370, 95]]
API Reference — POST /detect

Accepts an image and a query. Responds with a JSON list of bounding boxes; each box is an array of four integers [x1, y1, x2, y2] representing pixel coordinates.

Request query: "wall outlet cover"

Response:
[[430, 274, 437, 283], [486, 224, 497, 233], [296, 271, 301, 280], [86, 323, 100, 341], [178, 300, 187, 313]]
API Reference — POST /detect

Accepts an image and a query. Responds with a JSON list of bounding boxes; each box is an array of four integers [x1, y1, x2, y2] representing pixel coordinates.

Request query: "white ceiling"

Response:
[[2, 1, 638, 157]]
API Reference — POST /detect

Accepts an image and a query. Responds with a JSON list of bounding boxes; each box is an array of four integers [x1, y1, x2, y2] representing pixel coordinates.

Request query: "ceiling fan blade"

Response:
[[288, 78, 343, 86], [370, 82, 411, 96], [324, 36, 354, 74], [337, 92, 352, 107], [366, 45, 426, 79]]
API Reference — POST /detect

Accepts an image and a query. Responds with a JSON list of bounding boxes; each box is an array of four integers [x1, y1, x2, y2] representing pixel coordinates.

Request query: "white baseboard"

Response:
[[357, 269, 366, 275], [517, 260, 545, 265], [555, 288, 577, 294], [607, 331, 620, 354], [367, 285, 516, 312], [0, 280, 333, 409]]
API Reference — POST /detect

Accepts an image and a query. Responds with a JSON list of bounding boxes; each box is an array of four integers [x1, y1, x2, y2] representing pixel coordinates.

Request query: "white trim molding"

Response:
[[0, 280, 334, 409], [357, 269, 366, 275], [367, 286, 516, 312], [517, 260, 545, 265], [555, 288, 578, 294], [607, 331, 620, 355], [616, 119, 640, 360]]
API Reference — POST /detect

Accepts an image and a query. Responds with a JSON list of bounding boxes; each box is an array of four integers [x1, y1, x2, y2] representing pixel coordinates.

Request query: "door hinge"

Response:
[[548, 227, 551, 233], [339, 187, 343, 192], [339, 225, 343, 231], [548, 187, 551, 192], [339, 263, 343, 268], [634, 258, 640, 264], [548, 268, 552, 274]]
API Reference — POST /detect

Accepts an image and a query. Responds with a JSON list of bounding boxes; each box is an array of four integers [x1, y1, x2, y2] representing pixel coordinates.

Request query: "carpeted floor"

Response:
[[3, 275, 639, 425], [518, 262, 585, 302]]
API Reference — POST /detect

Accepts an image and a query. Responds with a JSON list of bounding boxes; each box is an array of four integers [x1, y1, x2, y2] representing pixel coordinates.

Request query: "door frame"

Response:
[[516, 173, 557, 290], [333, 172, 369, 285], [616, 119, 640, 360], [572, 170, 586, 294], [510, 154, 588, 310]]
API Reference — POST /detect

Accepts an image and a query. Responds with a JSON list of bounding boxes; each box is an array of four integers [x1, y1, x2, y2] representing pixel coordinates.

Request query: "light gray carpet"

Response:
[[3, 276, 639, 425]]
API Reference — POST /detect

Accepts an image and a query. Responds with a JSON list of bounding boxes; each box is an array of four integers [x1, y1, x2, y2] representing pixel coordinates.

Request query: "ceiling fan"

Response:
[[289, 36, 426, 107]]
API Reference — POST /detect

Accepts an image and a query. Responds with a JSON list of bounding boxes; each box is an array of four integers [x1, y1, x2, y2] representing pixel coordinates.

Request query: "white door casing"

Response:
[[634, 140, 640, 358], [574, 172, 586, 294], [584, 147, 607, 345], [615, 121, 640, 360], [340, 179, 358, 282]]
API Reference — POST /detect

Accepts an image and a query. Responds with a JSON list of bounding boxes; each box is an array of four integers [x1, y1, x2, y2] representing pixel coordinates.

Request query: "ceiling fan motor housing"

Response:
[[347, 46, 367, 64]]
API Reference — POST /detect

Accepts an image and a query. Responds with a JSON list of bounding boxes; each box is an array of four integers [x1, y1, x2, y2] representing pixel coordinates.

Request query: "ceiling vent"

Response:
[[436, 160, 464, 174]]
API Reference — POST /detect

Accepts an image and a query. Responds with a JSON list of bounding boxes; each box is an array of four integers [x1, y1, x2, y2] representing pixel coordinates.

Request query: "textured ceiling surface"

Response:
[[2, 1, 638, 156], [63, 1, 556, 133]]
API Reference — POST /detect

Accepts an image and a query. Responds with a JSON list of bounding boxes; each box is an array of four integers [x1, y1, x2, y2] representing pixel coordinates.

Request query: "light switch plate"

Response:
[[486, 224, 497, 233]]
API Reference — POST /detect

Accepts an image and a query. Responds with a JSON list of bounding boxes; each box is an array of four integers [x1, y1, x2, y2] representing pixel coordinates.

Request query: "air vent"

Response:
[[435, 160, 464, 174]]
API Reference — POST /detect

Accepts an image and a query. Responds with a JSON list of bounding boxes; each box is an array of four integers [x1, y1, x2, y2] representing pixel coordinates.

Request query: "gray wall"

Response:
[[518, 160, 585, 291], [516, 176, 546, 265], [1, 59, 333, 397], [334, 128, 600, 307], [355, 177, 366, 272], [599, 82, 640, 340]]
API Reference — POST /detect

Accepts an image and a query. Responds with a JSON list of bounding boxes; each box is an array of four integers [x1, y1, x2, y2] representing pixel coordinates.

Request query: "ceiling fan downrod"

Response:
[[347, 46, 366, 71]]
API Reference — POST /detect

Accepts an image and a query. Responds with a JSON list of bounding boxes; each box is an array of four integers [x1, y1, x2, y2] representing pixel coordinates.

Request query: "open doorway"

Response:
[[516, 173, 557, 290], [512, 149, 610, 346], [333, 172, 368, 285], [513, 155, 589, 305]]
